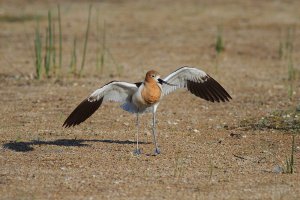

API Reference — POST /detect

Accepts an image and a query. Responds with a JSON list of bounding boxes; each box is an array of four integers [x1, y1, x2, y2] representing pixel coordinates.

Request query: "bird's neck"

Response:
[[142, 79, 161, 104], [144, 77, 156, 86]]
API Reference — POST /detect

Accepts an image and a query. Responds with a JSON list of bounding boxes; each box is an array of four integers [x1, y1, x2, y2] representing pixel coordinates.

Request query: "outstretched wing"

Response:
[[162, 66, 231, 102], [63, 81, 138, 127]]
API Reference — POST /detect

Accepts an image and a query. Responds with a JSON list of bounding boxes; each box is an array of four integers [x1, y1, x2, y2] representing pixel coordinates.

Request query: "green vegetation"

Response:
[[52, 19, 57, 76], [96, 18, 123, 76], [214, 26, 225, 74], [44, 10, 54, 78], [285, 135, 295, 174], [278, 40, 283, 59], [34, 20, 42, 80], [96, 9, 100, 72], [69, 37, 77, 76], [0, 14, 41, 22], [240, 109, 300, 131], [79, 5, 92, 76], [32, 5, 122, 79], [215, 26, 224, 54], [58, 5, 63, 71], [100, 21, 106, 74], [96, 9, 105, 73], [279, 27, 296, 100]]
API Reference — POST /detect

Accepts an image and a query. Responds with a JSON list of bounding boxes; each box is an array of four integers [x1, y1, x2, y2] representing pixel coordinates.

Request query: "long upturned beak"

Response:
[[158, 78, 177, 86]]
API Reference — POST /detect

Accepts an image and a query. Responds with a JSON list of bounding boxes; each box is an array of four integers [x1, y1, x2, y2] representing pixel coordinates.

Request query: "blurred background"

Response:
[[0, 0, 300, 199]]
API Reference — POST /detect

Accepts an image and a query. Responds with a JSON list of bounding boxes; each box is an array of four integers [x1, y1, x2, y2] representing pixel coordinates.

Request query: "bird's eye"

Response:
[[151, 75, 155, 77]]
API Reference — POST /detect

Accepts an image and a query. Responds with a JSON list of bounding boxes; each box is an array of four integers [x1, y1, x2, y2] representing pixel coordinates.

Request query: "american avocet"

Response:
[[63, 66, 231, 155]]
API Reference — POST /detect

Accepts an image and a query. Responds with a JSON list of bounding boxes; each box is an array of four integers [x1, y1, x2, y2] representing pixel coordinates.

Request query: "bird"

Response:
[[63, 66, 231, 155]]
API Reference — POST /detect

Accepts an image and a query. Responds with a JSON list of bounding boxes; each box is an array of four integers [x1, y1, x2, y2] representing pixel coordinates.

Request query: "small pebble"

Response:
[[273, 165, 284, 173]]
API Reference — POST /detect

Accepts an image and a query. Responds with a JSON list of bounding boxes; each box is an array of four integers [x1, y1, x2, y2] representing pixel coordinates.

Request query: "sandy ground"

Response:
[[0, 0, 300, 199]]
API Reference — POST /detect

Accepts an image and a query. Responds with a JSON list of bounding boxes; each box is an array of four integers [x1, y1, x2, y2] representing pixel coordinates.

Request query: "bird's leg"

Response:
[[152, 109, 160, 155], [133, 112, 141, 155]]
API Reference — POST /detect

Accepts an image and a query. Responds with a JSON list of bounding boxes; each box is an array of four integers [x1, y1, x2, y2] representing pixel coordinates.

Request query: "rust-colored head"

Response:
[[142, 70, 162, 104], [145, 70, 160, 83]]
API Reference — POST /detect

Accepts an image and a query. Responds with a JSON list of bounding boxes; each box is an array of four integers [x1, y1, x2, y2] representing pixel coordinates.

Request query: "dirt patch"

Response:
[[0, 0, 300, 199]]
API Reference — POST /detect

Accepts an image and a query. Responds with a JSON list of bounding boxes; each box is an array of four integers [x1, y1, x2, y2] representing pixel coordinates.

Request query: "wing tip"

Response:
[[62, 121, 76, 128], [187, 75, 232, 103], [62, 97, 103, 128], [207, 76, 232, 103]]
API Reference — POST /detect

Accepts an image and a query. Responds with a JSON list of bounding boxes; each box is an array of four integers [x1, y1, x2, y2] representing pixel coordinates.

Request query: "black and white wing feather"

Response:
[[162, 66, 231, 102], [63, 81, 138, 127]]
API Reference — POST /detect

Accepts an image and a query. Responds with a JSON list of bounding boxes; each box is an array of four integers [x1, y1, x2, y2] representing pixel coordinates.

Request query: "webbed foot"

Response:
[[154, 148, 161, 155], [133, 148, 142, 156]]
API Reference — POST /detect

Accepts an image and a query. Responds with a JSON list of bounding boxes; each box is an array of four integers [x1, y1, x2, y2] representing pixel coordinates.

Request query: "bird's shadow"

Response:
[[3, 138, 150, 152]]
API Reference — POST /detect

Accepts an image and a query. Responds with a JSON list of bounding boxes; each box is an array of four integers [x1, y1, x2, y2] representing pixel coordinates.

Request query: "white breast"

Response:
[[132, 84, 147, 108]]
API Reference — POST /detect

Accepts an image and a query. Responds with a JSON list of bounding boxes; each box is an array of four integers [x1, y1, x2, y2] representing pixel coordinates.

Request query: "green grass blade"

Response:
[[47, 10, 53, 77], [69, 37, 77, 75], [100, 52, 105, 73], [44, 27, 50, 77], [278, 40, 283, 59], [291, 135, 295, 173], [52, 20, 57, 75], [285, 134, 296, 174], [48, 10, 53, 77], [101, 20, 106, 74], [34, 19, 42, 79], [96, 7, 101, 72], [215, 26, 224, 54], [44, 10, 53, 78], [58, 4, 62, 70], [79, 5, 92, 76]]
